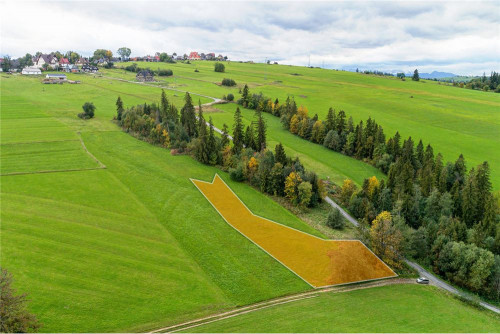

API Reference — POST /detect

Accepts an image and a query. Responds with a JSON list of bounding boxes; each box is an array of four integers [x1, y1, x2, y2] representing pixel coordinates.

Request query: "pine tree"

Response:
[[116, 96, 124, 121], [208, 117, 218, 165], [454, 154, 467, 185], [326, 107, 336, 132], [412, 69, 420, 81], [275, 143, 287, 165], [182, 92, 197, 138], [195, 108, 209, 164], [337, 110, 346, 134], [461, 168, 479, 228], [242, 84, 250, 107], [244, 125, 256, 150], [416, 139, 424, 170], [197, 101, 205, 134], [160, 89, 169, 121], [255, 110, 267, 151], [168, 105, 179, 124], [232, 107, 244, 153], [221, 123, 230, 148]]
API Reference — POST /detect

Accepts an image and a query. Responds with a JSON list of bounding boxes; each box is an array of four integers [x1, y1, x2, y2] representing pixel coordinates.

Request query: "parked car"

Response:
[[417, 277, 430, 284]]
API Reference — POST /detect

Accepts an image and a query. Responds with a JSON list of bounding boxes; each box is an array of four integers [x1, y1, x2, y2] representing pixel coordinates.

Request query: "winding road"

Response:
[[101, 74, 499, 315], [324, 195, 500, 314]]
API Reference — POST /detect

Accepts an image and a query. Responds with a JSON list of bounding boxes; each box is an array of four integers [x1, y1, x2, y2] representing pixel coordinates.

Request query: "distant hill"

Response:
[[409, 71, 458, 79]]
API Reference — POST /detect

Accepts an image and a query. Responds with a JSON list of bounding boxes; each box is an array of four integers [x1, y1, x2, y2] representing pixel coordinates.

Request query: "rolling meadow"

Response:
[[1, 65, 499, 332]]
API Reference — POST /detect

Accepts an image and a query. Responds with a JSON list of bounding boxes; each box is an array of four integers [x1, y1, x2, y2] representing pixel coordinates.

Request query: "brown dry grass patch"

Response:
[[192, 174, 396, 288]]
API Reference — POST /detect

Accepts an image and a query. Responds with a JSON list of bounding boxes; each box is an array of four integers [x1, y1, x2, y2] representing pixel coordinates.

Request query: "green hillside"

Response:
[[1, 70, 497, 332], [184, 284, 500, 333], [106, 61, 500, 189]]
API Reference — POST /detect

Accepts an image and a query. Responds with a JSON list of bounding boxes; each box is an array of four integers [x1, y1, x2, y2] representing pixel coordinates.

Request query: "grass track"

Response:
[[183, 284, 500, 333]]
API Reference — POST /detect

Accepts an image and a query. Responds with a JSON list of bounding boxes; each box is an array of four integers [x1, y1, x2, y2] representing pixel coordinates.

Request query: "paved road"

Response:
[[98, 74, 499, 314], [325, 195, 500, 314]]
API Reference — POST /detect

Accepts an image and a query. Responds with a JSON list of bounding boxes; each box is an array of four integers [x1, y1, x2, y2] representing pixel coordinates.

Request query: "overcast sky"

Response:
[[1, 1, 499, 75]]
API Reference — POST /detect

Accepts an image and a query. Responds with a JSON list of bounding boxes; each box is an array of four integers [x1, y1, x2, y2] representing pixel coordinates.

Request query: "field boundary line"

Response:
[[190, 174, 397, 289], [169, 295, 319, 333], [77, 132, 106, 168], [150, 279, 414, 333], [1, 166, 105, 176], [1, 139, 80, 145]]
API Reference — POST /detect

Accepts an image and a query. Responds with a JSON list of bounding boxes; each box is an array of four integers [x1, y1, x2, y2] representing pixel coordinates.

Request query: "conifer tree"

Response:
[[195, 107, 209, 164], [326, 107, 336, 132], [232, 107, 244, 153], [160, 89, 169, 121], [182, 92, 197, 137], [244, 125, 256, 150], [221, 123, 230, 148], [275, 143, 287, 165], [208, 116, 218, 165], [116, 96, 124, 121], [242, 84, 250, 107], [255, 110, 267, 151], [337, 110, 346, 134]]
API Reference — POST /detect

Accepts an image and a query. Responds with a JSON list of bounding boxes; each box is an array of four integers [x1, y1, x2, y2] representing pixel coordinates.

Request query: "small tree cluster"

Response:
[[78, 102, 95, 119], [221, 78, 236, 86], [214, 63, 225, 72]]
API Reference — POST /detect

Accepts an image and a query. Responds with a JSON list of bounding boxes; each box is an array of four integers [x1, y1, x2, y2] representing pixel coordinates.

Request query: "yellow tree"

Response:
[[367, 176, 380, 199], [285, 172, 302, 204], [289, 114, 300, 134], [340, 179, 357, 205], [370, 211, 403, 269], [297, 105, 308, 118], [161, 129, 170, 148]]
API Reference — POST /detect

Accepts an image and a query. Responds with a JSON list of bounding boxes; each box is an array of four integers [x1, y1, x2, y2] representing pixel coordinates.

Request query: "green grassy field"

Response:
[[107, 61, 500, 189], [1, 71, 498, 332], [183, 284, 500, 333]]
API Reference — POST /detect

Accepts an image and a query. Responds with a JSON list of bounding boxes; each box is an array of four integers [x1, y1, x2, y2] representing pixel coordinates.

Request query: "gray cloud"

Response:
[[1, 0, 499, 75]]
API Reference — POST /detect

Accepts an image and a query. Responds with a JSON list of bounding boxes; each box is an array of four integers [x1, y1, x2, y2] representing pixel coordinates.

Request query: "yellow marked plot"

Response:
[[192, 174, 397, 288]]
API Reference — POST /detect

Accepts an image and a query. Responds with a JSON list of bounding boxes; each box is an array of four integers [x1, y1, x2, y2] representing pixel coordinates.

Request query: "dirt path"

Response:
[[149, 278, 414, 333]]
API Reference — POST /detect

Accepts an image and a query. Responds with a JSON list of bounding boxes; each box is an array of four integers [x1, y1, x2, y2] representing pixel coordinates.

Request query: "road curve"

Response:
[[96, 74, 499, 315], [325, 195, 500, 314]]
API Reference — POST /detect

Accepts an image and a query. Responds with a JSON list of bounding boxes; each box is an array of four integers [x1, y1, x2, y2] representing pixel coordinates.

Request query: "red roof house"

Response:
[[189, 52, 200, 60], [59, 58, 70, 65]]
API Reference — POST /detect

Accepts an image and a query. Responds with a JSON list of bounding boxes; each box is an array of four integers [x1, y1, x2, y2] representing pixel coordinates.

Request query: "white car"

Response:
[[417, 277, 430, 284]]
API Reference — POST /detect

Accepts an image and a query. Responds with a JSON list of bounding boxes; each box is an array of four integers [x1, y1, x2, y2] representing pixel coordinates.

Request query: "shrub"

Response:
[[157, 69, 173, 76], [124, 63, 138, 72], [221, 78, 236, 86], [0, 268, 40, 332], [214, 62, 225, 73], [226, 93, 234, 101], [194, 69, 199, 72], [326, 208, 345, 229], [229, 164, 245, 181], [78, 102, 95, 119]]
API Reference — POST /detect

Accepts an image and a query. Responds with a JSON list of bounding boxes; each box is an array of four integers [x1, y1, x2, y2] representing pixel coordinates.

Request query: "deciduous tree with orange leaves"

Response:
[[370, 211, 403, 269]]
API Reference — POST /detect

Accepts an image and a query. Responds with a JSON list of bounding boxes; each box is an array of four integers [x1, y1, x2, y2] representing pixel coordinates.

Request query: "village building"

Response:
[[34, 54, 59, 69], [189, 52, 201, 60], [76, 58, 89, 66], [59, 58, 70, 66], [22, 67, 42, 75], [136, 70, 154, 82], [81, 65, 99, 73]]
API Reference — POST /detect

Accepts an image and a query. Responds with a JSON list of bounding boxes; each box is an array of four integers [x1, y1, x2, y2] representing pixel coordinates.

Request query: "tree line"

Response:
[[116, 91, 325, 211], [236, 84, 499, 301]]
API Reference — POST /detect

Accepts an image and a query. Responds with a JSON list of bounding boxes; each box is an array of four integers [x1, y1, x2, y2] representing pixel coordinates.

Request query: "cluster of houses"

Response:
[[2, 50, 228, 75], [129, 52, 227, 62], [1, 53, 99, 75], [187, 52, 226, 61]]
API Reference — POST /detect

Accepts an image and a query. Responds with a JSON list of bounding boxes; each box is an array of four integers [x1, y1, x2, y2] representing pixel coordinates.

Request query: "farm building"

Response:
[[62, 64, 80, 73], [46, 74, 67, 81], [136, 70, 154, 82], [22, 67, 42, 75]]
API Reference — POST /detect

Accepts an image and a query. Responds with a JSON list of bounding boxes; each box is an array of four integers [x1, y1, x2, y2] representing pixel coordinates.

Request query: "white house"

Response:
[[22, 67, 42, 75], [34, 54, 59, 69]]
